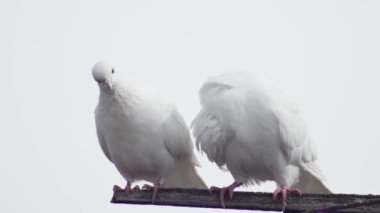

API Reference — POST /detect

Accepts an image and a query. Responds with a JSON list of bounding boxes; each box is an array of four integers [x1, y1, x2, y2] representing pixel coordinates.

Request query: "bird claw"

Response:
[[210, 186, 229, 208], [273, 186, 302, 211], [113, 182, 135, 195], [142, 184, 154, 190], [113, 185, 123, 192], [210, 182, 242, 208], [124, 182, 133, 194], [141, 183, 164, 203], [152, 183, 164, 203], [132, 185, 140, 191]]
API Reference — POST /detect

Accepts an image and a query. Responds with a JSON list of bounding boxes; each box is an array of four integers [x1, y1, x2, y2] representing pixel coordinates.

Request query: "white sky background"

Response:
[[1, 0, 380, 212]]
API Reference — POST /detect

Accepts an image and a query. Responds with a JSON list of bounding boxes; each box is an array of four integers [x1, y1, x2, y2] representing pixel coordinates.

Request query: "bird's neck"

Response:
[[98, 82, 138, 110]]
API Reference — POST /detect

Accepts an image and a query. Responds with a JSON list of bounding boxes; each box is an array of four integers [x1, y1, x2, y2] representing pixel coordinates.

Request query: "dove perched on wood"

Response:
[[92, 62, 207, 202], [191, 72, 331, 209]]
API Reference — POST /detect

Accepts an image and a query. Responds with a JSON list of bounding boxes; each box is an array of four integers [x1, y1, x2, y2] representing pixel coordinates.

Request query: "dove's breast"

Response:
[[96, 98, 176, 183]]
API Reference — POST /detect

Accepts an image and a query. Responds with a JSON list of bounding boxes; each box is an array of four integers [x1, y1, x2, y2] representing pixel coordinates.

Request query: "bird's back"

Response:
[[193, 72, 329, 190], [193, 73, 283, 170]]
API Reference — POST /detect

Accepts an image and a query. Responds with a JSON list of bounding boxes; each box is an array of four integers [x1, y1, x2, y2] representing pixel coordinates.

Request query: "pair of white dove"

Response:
[[92, 61, 331, 209]]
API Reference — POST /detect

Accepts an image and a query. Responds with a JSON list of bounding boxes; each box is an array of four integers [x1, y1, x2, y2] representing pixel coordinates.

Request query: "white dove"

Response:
[[92, 61, 206, 202], [191, 72, 331, 209]]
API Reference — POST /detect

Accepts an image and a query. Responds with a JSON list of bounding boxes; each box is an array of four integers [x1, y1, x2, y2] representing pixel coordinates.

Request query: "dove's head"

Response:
[[92, 61, 117, 90]]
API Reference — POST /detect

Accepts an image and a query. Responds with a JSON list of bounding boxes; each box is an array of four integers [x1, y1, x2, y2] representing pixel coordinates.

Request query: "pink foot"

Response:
[[141, 182, 165, 203], [141, 184, 154, 190], [113, 185, 123, 192], [152, 183, 164, 203], [124, 181, 132, 194], [113, 181, 134, 195], [132, 185, 140, 191], [273, 186, 302, 210], [210, 182, 242, 208]]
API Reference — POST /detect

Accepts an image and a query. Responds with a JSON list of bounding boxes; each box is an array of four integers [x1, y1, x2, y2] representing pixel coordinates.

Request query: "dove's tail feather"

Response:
[[295, 165, 332, 194], [165, 158, 207, 189]]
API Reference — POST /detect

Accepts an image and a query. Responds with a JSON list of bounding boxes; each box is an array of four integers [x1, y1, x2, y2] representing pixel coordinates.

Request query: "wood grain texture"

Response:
[[111, 188, 380, 212]]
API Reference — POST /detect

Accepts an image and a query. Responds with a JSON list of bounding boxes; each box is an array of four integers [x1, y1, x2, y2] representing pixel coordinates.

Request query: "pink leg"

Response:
[[113, 181, 134, 195], [152, 183, 164, 203], [124, 181, 132, 194], [210, 182, 242, 208], [141, 178, 165, 203], [273, 186, 302, 210]]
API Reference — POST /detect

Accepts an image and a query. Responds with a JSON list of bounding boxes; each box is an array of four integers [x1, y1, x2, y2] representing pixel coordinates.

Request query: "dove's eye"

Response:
[[111, 68, 115, 74]]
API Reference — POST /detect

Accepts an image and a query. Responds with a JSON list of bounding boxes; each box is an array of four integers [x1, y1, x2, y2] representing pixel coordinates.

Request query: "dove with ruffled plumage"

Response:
[[191, 72, 331, 209]]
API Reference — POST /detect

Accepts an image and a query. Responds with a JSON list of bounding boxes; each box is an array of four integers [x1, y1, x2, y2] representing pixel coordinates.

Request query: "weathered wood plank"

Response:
[[111, 188, 380, 212]]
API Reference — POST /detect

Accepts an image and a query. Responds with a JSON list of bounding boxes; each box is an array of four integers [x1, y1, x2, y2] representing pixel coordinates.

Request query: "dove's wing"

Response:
[[159, 108, 207, 188], [192, 80, 240, 168], [132, 85, 195, 161], [273, 100, 331, 193], [272, 96, 326, 180], [160, 109, 194, 161], [274, 99, 315, 161], [192, 110, 230, 168], [95, 114, 112, 162]]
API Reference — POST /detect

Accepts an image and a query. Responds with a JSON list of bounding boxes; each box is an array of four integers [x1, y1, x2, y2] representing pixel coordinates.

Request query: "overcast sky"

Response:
[[1, 0, 380, 212]]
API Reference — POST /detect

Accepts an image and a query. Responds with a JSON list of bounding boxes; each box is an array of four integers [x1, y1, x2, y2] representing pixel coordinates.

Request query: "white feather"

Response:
[[93, 62, 206, 189], [192, 72, 330, 192]]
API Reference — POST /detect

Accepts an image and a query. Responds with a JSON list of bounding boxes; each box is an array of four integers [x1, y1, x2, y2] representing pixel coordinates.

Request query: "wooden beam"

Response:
[[111, 188, 380, 212]]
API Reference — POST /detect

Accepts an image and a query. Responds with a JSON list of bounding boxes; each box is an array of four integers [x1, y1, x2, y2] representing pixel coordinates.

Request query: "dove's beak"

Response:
[[105, 79, 113, 90], [96, 80, 113, 90]]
